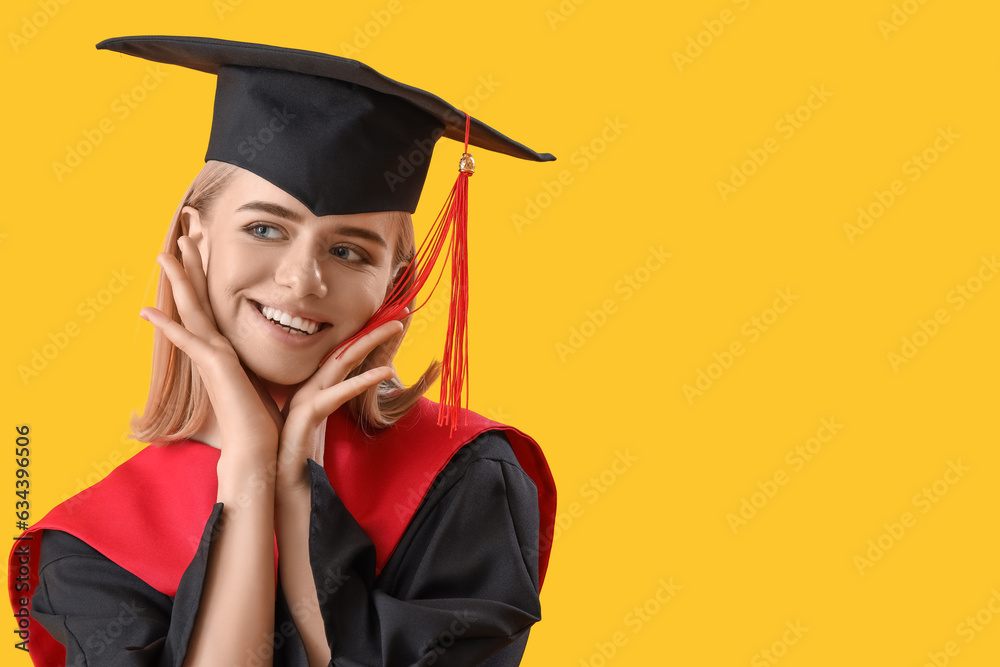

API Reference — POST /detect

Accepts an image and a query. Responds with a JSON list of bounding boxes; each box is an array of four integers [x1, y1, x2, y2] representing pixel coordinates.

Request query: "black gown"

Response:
[[29, 431, 542, 666]]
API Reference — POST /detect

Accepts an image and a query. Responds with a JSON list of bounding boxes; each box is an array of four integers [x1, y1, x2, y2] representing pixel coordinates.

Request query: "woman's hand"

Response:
[[140, 236, 282, 453], [274, 319, 404, 494]]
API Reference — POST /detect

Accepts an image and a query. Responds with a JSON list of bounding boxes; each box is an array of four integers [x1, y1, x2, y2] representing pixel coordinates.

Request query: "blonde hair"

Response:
[[130, 161, 439, 444]]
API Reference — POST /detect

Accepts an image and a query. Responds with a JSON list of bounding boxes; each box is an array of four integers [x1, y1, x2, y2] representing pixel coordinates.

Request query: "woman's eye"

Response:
[[331, 246, 363, 262], [247, 223, 281, 239]]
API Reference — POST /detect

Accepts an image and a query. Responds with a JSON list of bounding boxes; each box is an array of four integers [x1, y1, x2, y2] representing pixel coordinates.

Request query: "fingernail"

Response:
[[139, 310, 149, 322]]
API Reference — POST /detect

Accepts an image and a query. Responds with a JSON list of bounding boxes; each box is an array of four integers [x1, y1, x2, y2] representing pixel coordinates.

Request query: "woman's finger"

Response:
[[282, 366, 394, 448], [312, 366, 396, 417], [156, 252, 221, 339], [313, 319, 404, 387], [278, 313, 407, 470], [177, 236, 218, 330], [140, 306, 219, 366]]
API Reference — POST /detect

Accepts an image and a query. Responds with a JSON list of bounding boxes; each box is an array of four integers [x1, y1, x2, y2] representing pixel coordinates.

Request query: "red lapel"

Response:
[[8, 440, 219, 666], [323, 398, 556, 582], [8, 398, 555, 665]]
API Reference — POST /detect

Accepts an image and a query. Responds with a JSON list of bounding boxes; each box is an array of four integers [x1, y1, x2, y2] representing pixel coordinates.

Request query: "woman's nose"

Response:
[[274, 240, 328, 299]]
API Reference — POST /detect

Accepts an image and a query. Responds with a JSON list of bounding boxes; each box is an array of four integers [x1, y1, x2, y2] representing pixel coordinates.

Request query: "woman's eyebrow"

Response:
[[235, 200, 304, 221], [334, 226, 388, 249]]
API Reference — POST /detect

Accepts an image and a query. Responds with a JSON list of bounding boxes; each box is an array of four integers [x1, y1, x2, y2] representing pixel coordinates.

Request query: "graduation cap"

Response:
[[97, 35, 555, 429]]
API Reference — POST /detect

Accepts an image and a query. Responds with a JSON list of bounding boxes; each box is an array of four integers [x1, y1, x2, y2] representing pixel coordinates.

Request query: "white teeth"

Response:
[[258, 303, 322, 335]]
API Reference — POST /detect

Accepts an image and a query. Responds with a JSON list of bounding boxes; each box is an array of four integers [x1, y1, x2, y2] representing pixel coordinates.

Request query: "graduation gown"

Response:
[[8, 398, 556, 666]]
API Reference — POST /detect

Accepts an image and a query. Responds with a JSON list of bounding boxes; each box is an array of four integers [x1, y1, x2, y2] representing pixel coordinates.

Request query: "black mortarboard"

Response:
[[96, 35, 554, 215]]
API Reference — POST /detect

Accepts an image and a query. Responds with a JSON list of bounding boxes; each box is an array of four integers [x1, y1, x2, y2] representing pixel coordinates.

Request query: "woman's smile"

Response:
[[248, 298, 334, 350], [253, 300, 331, 336]]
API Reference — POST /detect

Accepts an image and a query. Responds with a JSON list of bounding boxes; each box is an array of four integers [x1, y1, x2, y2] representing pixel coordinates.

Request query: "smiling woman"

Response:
[[8, 35, 557, 667], [133, 161, 442, 448]]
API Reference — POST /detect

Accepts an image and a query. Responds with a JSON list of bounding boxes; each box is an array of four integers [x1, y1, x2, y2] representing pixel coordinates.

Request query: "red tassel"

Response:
[[327, 113, 474, 434], [439, 152, 471, 432]]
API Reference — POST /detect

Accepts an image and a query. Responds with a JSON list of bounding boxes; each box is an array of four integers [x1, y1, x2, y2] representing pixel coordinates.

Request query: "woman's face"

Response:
[[185, 167, 400, 385]]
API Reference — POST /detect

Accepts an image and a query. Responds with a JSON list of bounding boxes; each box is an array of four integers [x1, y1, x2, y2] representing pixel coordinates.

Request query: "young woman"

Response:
[[8, 36, 556, 666]]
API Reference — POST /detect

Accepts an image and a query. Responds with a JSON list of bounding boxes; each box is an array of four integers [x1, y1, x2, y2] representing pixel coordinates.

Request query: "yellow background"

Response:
[[2, 0, 999, 665]]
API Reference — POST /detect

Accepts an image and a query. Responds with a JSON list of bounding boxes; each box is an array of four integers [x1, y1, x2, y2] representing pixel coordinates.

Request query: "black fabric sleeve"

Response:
[[30, 504, 224, 667], [305, 430, 542, 667]]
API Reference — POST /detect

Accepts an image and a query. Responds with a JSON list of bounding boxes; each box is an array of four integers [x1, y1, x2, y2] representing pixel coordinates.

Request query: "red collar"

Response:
[[8, 398, 555, 665]]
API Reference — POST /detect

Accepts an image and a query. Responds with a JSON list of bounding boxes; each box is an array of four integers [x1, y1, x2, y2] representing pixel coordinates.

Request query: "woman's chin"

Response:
[[242, 357, 316, 387]]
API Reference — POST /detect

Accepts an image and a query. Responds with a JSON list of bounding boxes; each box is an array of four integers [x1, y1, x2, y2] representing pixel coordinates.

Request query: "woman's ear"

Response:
[[181, 206, 210, 271], [386, 264, 407, 297]]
